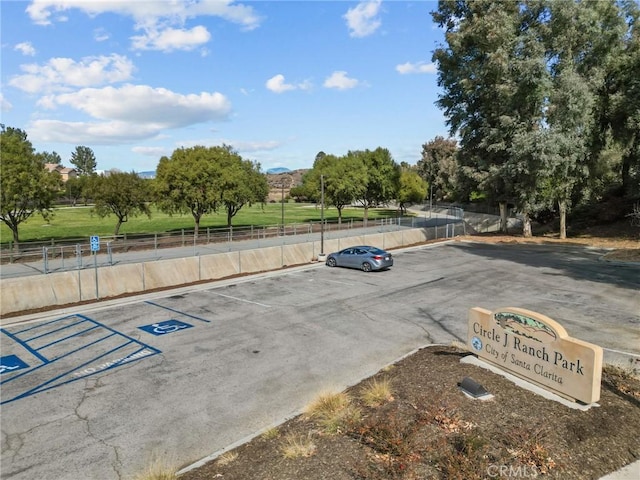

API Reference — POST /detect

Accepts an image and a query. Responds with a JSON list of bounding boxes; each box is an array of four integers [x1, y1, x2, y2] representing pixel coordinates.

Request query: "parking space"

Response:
[[1, 315, 160, 405], [1, 242, 638, 480]]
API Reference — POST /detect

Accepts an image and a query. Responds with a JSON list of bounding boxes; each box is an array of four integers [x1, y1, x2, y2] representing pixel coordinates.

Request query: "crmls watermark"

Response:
[[487, 465, 539, 478]]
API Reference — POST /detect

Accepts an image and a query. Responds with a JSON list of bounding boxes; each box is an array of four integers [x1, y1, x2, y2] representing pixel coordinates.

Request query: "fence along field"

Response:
[[1, 203, 449, 267]]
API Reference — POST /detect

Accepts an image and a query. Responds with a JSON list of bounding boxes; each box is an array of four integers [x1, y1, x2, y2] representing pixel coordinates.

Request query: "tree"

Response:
[[288, 184, 309, 202], [397, 168, 428, 215], [216, 152, 269, 227], [433, 0, 535, 233], [418, 136, 459, 205], [90, 172, 151, 236], [70, 145, 97, 176], [35, 151, 63, 165], [352, 148, 400, 226], [0, 126, 62, 243], [154, 145, 264, 233], [64, 176, 84, 206], [541, 0, 627, 238], [595, 0, 640, 198], [302, 153, 367, 223]]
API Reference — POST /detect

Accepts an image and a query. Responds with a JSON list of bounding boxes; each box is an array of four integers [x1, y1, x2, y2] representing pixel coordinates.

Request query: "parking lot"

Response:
[[2, 241, 639, 480]]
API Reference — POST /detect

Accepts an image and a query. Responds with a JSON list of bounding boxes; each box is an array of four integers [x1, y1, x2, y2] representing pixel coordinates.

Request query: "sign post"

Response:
[[90, 236, 100, 299]]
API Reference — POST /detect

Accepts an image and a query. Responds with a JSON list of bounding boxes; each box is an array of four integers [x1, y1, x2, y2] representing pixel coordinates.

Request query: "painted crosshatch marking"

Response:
[[0, 314, 160, 405], [138, 319, 193, 336]]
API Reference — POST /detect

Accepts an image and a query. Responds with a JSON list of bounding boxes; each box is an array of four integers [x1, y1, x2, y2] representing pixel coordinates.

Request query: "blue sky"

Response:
[[1, 0, 448, 173]]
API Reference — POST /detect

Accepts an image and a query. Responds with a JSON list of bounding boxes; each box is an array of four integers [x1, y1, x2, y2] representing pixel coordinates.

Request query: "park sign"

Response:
[[468, 307, 603, 404]]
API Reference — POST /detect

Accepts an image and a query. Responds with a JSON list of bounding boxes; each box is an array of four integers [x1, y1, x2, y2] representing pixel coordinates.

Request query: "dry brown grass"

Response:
[[359, 377, 394, 407], [280, 433, 317, 458]]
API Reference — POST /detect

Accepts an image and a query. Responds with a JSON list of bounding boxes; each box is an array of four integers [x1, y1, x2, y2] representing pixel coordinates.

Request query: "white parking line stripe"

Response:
[[210, 292, 271, 307]]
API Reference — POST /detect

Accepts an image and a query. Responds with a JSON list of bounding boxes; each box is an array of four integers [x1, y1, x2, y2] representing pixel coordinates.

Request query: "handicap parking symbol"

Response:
[[0, 355, 29, 375], [139, 319, 193, 336]]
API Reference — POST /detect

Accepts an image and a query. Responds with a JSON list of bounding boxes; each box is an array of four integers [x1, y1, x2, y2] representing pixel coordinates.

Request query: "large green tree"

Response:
[[595, 0, 640, 198], [302, 153, 367, 223], [70, 145, 97, 176], [351, 147, 400, 226], [0, 126, 62, 243], [432, 0, 630, 237], [397, 167, 428, 215], [216, 151, 269, 227], [155, 146, 221, 237], [433, 0, 538, 233], [155, 145, 266, 233], [89, 172, 151, 236], [418, 136, 459, 205]]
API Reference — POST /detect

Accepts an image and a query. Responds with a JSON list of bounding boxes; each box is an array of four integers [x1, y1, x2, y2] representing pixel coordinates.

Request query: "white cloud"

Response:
[[132, 146, 169, 157], [39, 84, 231, 124], [131, 25, 211, 52], [343, 0, 382, 38], [323, 71, 360, 90], [0, 93, 13, 112], [396, 61, 437, 75], [265, 74, 311, 93], [94, 28, 110, 42], [26, 0, 263, 51], [9, 54, 135, 93], [28, 84, 232, 144], [29, 119, 165, 144], [231, 140, 281, 152], [15, 42, 36, 56]]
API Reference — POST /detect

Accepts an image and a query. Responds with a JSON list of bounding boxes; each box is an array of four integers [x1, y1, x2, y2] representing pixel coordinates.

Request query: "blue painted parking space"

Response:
[[139, 319, 193, 336], [0, 355, 29, 375], [0, 314, 161, 405]]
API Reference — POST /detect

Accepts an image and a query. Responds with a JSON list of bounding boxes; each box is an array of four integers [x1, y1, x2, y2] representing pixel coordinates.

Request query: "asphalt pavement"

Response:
[[1, 211, 638, 480]]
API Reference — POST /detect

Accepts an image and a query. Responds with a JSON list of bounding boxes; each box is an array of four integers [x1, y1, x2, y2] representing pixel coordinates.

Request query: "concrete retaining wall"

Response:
[[0, 227, 433, 317]]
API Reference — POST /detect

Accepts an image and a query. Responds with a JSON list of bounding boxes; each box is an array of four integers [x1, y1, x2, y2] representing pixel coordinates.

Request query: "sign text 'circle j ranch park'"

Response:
[[467, 307, 603, 404]]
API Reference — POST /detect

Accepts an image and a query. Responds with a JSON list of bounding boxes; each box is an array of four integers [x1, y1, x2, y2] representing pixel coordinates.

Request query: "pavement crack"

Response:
[[418, 308, 464, 343], [2, 414, 74, 465], [73, 378, 124, 480]]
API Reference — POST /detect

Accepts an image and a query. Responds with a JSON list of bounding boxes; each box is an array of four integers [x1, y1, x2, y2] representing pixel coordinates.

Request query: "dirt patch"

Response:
[[179, 346, 640, 480], [455, 233, 640, 262]]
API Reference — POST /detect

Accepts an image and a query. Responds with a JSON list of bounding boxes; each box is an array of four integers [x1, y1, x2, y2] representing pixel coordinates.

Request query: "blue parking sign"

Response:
[[90, 235, 100, 252]]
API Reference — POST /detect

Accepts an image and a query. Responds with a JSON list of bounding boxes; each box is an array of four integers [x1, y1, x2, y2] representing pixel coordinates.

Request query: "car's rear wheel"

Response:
[[361, 262, 372, 272], [326, 257, 337, 267]]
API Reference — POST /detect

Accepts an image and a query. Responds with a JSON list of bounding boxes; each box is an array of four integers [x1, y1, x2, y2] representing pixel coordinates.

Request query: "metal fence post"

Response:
[[43, 246, 49, 274]]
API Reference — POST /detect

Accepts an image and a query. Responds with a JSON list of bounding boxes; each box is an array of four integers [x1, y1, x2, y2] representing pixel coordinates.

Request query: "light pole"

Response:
[[320, 174, 325, 257], [281, 181, 285, 235]]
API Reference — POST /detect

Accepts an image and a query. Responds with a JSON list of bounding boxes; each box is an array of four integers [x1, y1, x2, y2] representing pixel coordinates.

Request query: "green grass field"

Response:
[[0, 203, 399, 244]]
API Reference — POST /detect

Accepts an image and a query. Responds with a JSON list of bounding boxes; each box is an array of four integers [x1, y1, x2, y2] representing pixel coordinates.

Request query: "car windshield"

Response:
[[367, 247, 386, 255]]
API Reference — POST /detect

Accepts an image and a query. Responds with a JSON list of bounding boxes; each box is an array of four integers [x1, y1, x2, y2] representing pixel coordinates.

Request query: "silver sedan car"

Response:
[[325, 246, 393, 272]]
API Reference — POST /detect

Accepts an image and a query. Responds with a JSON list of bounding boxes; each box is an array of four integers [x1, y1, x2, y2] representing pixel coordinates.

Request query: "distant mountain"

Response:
[[138, 171, 156, 179], [266, 167, 292, 174]]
